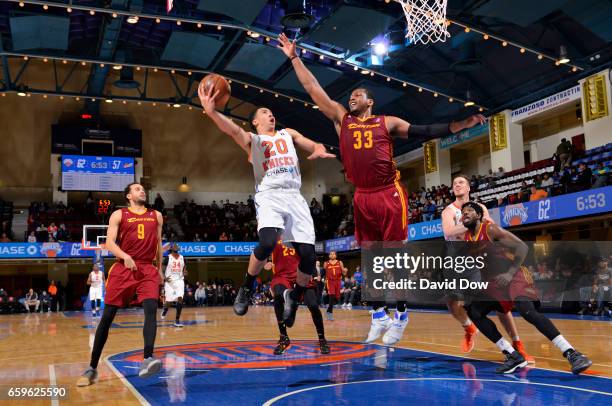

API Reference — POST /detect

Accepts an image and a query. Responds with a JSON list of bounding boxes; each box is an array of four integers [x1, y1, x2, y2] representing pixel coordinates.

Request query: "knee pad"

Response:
[[253, 227, 280, 260], [293, 243, 316, 276]]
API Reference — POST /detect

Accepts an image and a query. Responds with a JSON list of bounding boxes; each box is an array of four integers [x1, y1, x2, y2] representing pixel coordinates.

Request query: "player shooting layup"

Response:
[[198, 84, 335, 327]]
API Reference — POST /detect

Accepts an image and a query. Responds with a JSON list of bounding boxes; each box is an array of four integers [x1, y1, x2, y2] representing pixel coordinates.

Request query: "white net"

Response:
[[395, 0, 450, 45]]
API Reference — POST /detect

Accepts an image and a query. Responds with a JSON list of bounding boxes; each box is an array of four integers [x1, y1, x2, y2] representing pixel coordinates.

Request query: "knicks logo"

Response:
[[112, 340, 376, 369], [502, 204, 528, 226]]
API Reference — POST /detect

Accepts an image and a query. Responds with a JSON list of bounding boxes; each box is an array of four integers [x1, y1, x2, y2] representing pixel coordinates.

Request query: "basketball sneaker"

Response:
[[319, 339, 330, 354], [160, 308, 168, 320], [273, 335, 290, 355], [461, 324, 478, 353], [346, 303, 352, 309], [173, 321, 183, 328], [138, 357, 162, 378], [326, 311, 334, 321], [282, 289, 299, 327], [382, 311, 409, 345], [364, 309, 392, 343], [565, 349, 592, 375], [513, 340, 535, 364], [76, 367, 97, 387], [233, 286, 251, 316], [495, 351, 527, 374]]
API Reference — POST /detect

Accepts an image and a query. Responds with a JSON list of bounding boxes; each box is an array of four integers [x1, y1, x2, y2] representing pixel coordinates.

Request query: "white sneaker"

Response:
[[347, 303, 352, 310], [341, 303, 347, 309], [364, 310, 392, 343], [160, 309, 167, 320], [382, 311, 409, 345]]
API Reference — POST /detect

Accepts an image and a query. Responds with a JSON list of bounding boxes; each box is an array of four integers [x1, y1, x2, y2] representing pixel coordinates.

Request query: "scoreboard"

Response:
[[61, 155, 135, 192]]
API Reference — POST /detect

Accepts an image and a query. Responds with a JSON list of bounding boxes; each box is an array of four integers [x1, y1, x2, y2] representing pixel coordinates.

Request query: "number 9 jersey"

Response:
[[118, 208, 159, 263]]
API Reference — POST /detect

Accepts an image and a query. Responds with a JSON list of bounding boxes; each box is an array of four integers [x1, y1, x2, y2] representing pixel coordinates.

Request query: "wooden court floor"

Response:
[[0, 306, 610, 405]]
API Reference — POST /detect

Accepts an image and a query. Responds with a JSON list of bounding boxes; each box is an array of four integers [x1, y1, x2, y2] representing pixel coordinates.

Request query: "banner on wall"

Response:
[[0, 241, 257, 259], [511, 85, 581, 123], [439, 123, 489, 150]]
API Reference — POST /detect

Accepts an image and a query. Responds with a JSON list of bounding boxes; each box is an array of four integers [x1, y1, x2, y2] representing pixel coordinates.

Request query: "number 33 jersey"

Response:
[[250, 129, 302, 193], [118, 208, 159, 263], [339, 114, 399, 189]]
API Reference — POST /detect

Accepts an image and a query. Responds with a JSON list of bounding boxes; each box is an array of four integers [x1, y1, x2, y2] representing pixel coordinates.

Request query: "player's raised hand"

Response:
[[198, 82, 220, 115], [263, 261, 273, 271], [277, 33, 298, 59], [308, 143, 336, 160]]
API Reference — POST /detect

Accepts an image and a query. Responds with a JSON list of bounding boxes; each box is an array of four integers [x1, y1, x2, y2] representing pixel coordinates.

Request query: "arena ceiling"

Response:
[[1, 0, 611, 153]]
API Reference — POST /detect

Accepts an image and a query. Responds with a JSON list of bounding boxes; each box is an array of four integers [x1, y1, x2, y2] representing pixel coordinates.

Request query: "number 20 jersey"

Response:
[[250, 129, 301, 193], [339, 114, 399, 189]]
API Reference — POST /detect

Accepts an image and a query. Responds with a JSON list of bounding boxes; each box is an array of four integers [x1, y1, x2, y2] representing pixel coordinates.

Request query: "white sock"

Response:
[[495, 338, 515, 354], [462, 319, 472, 327], [552, 335, 573, 354], [512, 336, 520, 342]]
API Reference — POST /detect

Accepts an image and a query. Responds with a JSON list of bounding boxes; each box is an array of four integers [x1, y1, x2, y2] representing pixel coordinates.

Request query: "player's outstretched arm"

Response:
[[105, 210, 136, 270], [285, 128, 336, 160], [277, 33, 346, 128], [386, 115, 487, 139], [198, 84, 251, 155], [488, 224, 529, 265]]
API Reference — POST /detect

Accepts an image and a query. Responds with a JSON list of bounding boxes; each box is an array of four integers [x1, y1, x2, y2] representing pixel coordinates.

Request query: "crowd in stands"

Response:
[[0, 199, 14, 242], [0, 280, 66, 314]]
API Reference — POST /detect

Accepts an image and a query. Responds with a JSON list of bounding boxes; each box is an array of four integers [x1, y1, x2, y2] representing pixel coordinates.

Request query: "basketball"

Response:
[[199, 74, 231, 109]]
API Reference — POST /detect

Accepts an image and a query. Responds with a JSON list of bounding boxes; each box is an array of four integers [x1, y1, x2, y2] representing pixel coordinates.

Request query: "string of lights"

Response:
[[6, 0, 585, 112]]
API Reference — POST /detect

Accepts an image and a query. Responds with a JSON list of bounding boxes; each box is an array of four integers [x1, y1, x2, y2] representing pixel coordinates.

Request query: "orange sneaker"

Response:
[[461, 324, 478, 353], [513, 340, 535, 364]]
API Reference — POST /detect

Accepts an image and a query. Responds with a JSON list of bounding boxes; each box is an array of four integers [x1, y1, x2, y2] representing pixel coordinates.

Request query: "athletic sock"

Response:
[[462, 319, 472, 327], [243, 273, 256, 290], [512, 335, 520, 341], [175, 302, 183, 322], [552, 335, 573, 355], [495, 338, 515, 354]]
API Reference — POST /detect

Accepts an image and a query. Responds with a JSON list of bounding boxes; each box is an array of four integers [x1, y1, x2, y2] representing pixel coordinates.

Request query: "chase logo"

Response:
[[111, 341, 376, 369]]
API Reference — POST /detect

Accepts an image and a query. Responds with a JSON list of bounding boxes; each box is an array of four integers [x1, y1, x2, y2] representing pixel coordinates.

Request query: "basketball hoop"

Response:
[[395, 0, 450, 45]]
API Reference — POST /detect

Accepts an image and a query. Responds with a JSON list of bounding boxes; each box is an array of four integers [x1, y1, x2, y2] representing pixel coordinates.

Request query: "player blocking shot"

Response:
[[266, 239, 330, 355], [87, 264, 105, 317], [77, 183, 164, 386], [197, 80, 335, 326], [277, 32, 486, 345], [161, 243, 187, 327], [461, 202, 592, 374]]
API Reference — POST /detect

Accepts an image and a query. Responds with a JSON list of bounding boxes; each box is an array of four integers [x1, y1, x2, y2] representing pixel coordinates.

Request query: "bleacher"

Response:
[[0, 199, 13, 238], [473, 143, 612, 204]]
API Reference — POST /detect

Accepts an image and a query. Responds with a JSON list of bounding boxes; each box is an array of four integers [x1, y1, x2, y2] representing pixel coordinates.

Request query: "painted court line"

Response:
[[262, 377, 612, 405], [48, 364, 59, 406], [320, 361, 352, 367], [104, 355, 150, 406]]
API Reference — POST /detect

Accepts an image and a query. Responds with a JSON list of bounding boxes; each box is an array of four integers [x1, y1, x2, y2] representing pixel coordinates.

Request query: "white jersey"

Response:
[[89, 271, 104, 288], [250, 129, 301, 193], [165, 254, 185, 282], [444, 202, 464, 241]]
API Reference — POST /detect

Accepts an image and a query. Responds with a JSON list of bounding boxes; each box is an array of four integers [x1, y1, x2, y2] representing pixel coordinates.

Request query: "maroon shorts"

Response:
[[270, 275, 317, 292], [489, 266, 539, 313], [326, 279, 341, 299], [354, 182, 408, 244], [105, 261, 160, 307]]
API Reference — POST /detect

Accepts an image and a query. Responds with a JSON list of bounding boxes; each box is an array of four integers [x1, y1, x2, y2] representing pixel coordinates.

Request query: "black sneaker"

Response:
[[273, 336, 290, 355], [233, 287, 251, 316], [495, 351, 527, 374], [566, 350, 592, 375], [282, 289, 298, 327], [319, 339, 330, 355]]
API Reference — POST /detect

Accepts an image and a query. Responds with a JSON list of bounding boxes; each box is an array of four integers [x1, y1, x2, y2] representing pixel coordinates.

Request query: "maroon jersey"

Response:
[[325, 260, 343, 281], [464, 220, 492, 242], [118, 208, 159, 263], [271, 241, 300, 281], [339, 114, 399, 189]]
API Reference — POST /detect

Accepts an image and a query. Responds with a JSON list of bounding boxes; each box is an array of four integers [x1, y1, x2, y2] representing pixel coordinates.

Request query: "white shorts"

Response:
[[165, 280, 185, 302], [255, 189, 315, 245], [89, 287, 103, 301]]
